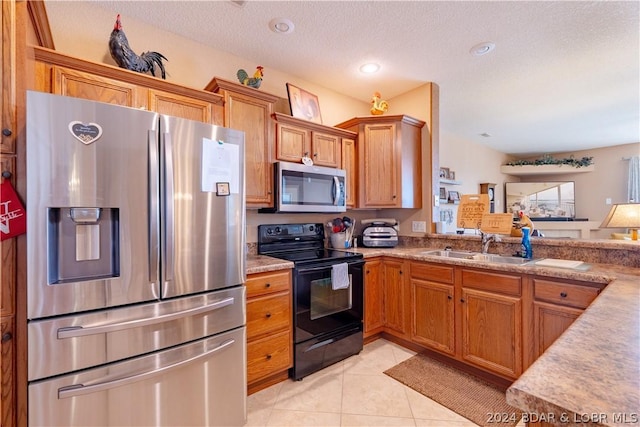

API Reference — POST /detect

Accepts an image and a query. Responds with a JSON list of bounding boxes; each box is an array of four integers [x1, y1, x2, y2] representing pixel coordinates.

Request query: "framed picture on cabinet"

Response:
[[448, 190, 460, 204], [286, 83, 322, 124], [448, 171, 456, 180], [439, 187, 447, 201], [439, 167, 449, 179]]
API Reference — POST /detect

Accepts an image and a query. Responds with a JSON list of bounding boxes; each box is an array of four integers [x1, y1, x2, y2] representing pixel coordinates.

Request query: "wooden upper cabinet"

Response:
[[276, 122, 311, 163], [148, 89, 212, 123], [205, 78, 279, 208], [336, 115, 425, 209], [272, 112, 354, 168], [51, 65, 142, 107], [32, 47, 224, 125], [341, 138, 356, 208], [1, 0, 16, 154]]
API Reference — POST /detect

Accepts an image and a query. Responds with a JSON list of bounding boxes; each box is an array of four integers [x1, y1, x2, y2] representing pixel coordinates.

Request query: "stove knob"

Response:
[[266, 228, 273, 235], [275, 226, 282, 234], [309, 225, 314, 232]]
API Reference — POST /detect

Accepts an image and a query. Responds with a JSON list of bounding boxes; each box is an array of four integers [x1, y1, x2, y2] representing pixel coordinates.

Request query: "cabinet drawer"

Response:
[[247, 330, 291, 383], [246, 293, 291, 340], [246, 270, 291, 298], [534, 279, 601, 309], [461, 269, 521, 296], [411, 262, 454, 284]]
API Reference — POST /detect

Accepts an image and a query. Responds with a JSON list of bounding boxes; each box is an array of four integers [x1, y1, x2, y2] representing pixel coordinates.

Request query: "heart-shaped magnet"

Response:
[[68, 121, 103, 145]]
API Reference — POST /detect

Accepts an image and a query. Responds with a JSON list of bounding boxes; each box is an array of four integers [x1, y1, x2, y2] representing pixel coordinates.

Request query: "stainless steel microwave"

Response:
[[259, 161, 347, 213]]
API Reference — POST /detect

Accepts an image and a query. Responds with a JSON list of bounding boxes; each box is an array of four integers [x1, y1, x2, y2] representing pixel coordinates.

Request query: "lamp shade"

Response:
[[600, 203, 640, 228]]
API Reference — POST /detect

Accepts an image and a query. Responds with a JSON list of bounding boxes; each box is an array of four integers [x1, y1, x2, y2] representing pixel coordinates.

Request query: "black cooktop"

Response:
[[257, 223, 363, 266]]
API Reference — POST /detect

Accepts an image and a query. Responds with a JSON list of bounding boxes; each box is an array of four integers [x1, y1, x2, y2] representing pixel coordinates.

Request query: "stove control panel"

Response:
[[258, 223, 324, 243]]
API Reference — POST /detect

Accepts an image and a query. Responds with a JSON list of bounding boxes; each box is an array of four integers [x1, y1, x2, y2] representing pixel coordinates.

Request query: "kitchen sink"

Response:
[[422, 250, 533, 265], [421, 250, 478, 259], [470, 254, 533, 265]]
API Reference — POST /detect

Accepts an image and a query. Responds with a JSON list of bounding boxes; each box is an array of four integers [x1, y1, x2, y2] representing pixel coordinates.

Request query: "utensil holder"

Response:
[[330, 232, 350, 248]]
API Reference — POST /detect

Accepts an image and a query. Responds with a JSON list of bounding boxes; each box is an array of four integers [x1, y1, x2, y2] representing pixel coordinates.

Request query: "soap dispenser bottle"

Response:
[[521, 226, 533, 259]]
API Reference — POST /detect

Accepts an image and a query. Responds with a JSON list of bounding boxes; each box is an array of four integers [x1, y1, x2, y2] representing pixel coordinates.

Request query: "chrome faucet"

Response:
[[481, 232, 501, 254]]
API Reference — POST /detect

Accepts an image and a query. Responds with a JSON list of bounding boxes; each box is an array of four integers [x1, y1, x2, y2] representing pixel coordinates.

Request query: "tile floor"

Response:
[[245, 338, 525, 427]]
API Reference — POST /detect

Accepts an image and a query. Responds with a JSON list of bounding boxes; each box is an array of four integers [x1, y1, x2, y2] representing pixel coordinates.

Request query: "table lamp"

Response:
[[600, 203, 640, 241]]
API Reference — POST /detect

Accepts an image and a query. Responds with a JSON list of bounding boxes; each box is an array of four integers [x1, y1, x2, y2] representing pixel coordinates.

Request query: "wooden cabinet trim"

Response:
[[461, 268, 522, 296], [205, 77, 280, 103], [246, 270, 291, 298], [533, 278, 601, 309], [410, 262, 455, 284], [34, 46, 224, 105], [273, 112, 356, 139]]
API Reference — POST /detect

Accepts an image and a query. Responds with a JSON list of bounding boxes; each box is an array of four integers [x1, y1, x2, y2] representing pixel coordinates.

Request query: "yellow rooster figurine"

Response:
[[370, 92, 389, 115], [237, 66, 264, 89]]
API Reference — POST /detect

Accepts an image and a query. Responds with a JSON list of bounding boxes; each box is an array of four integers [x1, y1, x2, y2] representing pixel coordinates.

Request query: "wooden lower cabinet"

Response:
[[382, 259, 410, 339], [363, 258, 384, 338], [460, 288, 522, 379], [410, 262, 455, 355], [245, 269, 292, 394], [532, 277, 603, 358]]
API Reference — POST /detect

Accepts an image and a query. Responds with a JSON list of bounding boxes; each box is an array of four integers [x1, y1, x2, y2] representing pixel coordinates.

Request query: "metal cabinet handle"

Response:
[[460, 298, 465, 303], [265, 283, 271, 288], [2, 129, 12, 137], [1, 332, 12, 343], [560, 292, 568, 298], [57, 297, 235, 339], [58, 339, 235, 399], [266, 354, 272, 360], [265, 312, 272, 318], [447, 295, 452, 300]]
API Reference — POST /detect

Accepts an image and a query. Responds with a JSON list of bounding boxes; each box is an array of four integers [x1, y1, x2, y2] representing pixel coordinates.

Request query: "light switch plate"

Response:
[[412, 221, 427, 233]]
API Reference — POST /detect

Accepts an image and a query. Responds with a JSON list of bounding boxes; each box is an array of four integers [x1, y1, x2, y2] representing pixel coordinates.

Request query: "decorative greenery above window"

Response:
[[505, 155, 593, 168]]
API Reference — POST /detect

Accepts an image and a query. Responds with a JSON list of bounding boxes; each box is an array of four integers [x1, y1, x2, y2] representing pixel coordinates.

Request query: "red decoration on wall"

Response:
[[0, 179, 26, 241]]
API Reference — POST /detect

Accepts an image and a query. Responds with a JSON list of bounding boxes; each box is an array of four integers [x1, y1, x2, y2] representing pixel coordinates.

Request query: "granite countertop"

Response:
[[246, 245, 640, 426]]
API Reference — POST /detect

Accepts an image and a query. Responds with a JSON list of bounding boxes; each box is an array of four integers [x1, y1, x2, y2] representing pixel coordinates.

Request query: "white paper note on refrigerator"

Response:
[[201, 138, 240, 193]]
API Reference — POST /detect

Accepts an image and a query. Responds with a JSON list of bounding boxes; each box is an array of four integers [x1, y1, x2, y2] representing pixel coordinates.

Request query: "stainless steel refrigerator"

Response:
[[26, 91, 247, 426]]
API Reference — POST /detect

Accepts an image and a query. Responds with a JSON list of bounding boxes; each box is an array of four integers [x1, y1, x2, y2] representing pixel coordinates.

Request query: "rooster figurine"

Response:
[[237, 66, 264, 89], [109, 14, 168, 79], [370, 92, 389, 115]]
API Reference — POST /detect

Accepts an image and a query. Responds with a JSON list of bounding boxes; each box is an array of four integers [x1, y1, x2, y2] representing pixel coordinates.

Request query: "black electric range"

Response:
[[257, 223, 363, 266], [257, 223, 364, 380]]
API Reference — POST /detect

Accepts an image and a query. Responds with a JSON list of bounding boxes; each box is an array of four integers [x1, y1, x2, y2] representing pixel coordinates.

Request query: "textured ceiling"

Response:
[[45, 1, 639, 156]]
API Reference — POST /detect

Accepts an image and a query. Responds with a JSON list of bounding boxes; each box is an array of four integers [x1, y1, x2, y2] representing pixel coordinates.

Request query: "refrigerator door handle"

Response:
[[57, 297, 235, 339], [148, 130, 160, 284], [162, 131, 175, 289], [57, 338, 236, 399]]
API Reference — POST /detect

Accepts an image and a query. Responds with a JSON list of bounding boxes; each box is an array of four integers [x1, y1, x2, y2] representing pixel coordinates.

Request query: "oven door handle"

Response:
[[296, 261, 362, 274]]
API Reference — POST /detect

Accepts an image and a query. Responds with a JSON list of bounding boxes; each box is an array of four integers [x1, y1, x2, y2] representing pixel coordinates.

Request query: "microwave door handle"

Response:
[[333, 176, 339, 205], [162, 132, 175, 293], [57, 339, 236, 399], [148, 130, 159, 285]]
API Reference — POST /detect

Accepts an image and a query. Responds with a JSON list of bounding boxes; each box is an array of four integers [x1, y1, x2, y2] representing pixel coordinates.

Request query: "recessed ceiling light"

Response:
[[480, 132, 492, 138], [470, 42, 496, 56], [359, 63, 380, 74], [269, 18, 295, 34]]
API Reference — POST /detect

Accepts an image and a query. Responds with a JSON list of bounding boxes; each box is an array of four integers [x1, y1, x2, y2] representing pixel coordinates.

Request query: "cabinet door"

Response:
[[383, 259, 408, 337], [364, 259, 384, 337], [148, 89, 212, 123], [461, 288, 522, 379], [312, 132, 340, 167], [533, 301, 582, 357], [342, 138, 356, 208], [362, 123, 398, 207], [276, 123, 310, 163], [51, 65, 142, 107], [1, 316, 14, 427], [223, 91, 274, 207], [1, 0, 15, 154], [411, 279, 455, 355]]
